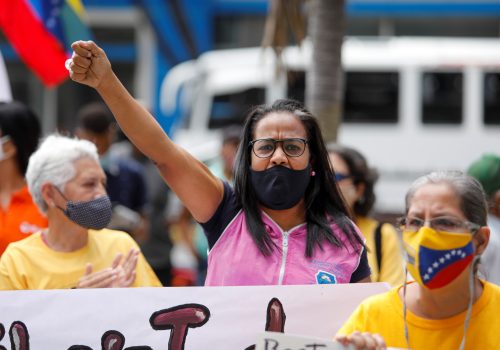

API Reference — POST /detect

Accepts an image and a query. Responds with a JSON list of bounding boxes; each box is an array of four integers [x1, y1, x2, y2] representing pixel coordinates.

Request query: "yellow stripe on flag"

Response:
[[66, 0, 86, 18]]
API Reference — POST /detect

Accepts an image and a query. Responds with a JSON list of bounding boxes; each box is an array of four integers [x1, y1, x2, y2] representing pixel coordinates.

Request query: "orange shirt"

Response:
[[0, 185, 47, 255]]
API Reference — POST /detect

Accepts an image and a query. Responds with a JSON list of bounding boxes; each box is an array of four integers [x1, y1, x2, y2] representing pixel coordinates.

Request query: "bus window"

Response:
[[208, 88, 266, 129], [483, 72, 500, 125], [422, 72, 462, 124], [343, 71, 399, 123]]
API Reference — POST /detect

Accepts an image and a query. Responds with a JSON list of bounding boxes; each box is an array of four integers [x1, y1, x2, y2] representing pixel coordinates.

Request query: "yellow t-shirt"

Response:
[[0, 229, 162, 289], [337, 281, 500, 349], [357, 216, 405, 286]]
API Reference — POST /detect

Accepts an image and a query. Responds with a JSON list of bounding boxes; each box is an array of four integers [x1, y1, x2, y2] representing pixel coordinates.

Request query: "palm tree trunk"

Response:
[[305, 0, 345, 143]]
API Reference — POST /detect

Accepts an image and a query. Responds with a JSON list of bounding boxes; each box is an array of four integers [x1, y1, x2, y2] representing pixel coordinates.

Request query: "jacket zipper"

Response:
[[278, 230, 289, 285]]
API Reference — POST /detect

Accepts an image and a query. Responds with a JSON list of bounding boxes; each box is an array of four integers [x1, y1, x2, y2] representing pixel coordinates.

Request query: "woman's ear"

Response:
[[475, 226, 490, 256], [355, 182, 366, 202], [41, 183, 59, 210], [309, 156, 316, 169]]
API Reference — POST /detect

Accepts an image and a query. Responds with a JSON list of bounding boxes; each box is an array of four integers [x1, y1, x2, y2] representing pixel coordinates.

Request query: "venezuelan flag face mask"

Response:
[[402, 227, 475, 289]]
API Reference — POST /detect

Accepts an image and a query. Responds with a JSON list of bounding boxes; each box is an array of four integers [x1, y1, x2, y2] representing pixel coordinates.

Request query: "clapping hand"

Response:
[[76, 248, 139, 289], [110, 248, 139, 288]]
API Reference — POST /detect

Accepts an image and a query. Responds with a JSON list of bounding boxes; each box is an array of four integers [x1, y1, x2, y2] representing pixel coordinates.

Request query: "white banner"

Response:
[[255, 331, 350, 350], [0, 283, 389, 350]]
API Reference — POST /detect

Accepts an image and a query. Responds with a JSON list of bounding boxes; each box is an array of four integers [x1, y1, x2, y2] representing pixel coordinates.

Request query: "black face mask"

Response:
[[250, 165, 311, 210]]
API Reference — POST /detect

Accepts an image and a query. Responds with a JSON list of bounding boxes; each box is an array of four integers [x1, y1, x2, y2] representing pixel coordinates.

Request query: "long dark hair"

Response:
[[233, 99, 363, 257]]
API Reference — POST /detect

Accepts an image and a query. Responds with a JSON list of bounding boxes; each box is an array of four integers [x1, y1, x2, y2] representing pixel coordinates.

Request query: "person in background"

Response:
[[67, 40, 370, 286], [0, 101, 47, 256], [197, 124, 242, 282], [468, 154, 500, 285], [328, 144, 405, 287], [336, 171, 499, 350], [0, 135, 161, 290], [169, 124, 243, 286], [207, 124, 242, 183], [111, 136, 173, 286], [75, 102, 148, 243]]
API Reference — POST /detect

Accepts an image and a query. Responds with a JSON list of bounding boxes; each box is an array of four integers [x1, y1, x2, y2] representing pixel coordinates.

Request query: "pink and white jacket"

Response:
[[202, 182, 369, 286]]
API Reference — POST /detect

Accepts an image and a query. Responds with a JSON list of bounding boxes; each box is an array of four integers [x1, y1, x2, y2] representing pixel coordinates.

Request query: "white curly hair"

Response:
[[26, 134, 99, 214]]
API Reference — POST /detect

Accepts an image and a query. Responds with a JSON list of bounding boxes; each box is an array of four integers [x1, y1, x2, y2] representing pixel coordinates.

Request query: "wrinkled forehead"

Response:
[[253, 112, 307, 139], [408, 183, 463, 214], [70, 157, 105, 179]]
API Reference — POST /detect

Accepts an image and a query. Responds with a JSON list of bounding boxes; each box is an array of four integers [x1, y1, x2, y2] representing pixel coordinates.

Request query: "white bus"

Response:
[[160, 37, 500, 214]]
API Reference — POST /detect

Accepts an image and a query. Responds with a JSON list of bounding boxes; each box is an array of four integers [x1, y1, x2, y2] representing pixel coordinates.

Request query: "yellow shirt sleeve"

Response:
[[337, 283, 500, 349], [336, 288, 405, 346], [133, 251, 163, 287], [0, 246, 28, 290], [336, 302, 368, 336]]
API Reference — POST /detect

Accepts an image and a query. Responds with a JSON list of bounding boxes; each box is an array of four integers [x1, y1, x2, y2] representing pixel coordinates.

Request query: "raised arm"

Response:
[[67, 40, 223, 222]]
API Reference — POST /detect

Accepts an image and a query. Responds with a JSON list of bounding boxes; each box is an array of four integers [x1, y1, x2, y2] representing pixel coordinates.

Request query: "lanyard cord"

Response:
[[403, 256, 480, 350], [403, 269, 410, 349], [459, 255, 480, 350]]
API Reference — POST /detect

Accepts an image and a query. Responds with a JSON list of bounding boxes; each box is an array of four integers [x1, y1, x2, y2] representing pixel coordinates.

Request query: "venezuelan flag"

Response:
[[0, 0, 92, 87]]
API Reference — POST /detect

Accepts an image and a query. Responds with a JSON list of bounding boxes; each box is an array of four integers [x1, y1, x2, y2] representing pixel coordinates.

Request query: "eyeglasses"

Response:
[[398, 216, 480, 234], [335, 173, 351, 181], [249, 138, 308, 158]]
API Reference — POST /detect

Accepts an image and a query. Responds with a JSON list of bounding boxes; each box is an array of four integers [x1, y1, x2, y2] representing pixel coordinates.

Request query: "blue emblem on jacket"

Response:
[[316, 271, 337, 284]]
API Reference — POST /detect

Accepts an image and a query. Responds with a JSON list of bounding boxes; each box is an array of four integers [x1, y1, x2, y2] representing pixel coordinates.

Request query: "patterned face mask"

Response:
[[402, 226, 475, 289], [56, 188, 112, 230]]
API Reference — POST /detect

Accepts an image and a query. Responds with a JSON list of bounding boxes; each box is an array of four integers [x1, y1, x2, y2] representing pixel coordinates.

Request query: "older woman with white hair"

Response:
[[0, 134, 161, 289]]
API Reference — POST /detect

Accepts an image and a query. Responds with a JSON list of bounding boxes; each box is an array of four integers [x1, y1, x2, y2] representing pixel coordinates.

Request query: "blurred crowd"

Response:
[[1, 86, 499, 347], [0, 100, 245, 287], [1, 99, 499, 290]]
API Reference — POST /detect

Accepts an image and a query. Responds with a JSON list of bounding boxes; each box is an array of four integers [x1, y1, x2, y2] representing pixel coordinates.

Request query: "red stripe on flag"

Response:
[[0, 0, 69, 86], [426, 255, 473, 289]]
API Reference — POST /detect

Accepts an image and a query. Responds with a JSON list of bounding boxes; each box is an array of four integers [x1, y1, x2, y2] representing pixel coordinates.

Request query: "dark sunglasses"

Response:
[[334, 173, 351, 181]]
